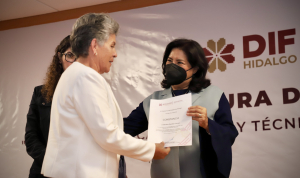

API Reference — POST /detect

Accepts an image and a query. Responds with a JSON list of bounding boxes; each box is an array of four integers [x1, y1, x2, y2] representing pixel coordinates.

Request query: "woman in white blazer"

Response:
[[41, 13, 170, 178]]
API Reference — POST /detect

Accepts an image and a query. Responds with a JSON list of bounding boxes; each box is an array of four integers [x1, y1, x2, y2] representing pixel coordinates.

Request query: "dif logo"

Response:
[[204, 28, 297, 72], [243, 28, 296, 68], [203, 38, 235, 73]]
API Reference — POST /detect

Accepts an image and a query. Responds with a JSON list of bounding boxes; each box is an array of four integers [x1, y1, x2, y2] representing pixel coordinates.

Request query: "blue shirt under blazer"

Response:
[[124, 85, 238, 178]]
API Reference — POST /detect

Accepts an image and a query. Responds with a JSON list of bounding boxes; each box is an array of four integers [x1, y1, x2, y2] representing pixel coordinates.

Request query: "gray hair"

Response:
[[70, 13, 119, 58]]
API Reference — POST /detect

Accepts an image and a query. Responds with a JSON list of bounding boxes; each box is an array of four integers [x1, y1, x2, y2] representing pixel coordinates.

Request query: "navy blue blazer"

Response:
[[25, 85, 51, 175], [124, 88, 238, 178]]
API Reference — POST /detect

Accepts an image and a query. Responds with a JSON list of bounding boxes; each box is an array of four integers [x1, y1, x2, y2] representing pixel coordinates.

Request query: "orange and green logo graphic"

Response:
[[203, 38, 235, 73]]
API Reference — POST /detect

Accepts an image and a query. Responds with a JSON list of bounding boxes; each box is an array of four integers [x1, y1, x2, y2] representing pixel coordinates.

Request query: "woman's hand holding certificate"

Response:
[[148, 93, 192, 147]]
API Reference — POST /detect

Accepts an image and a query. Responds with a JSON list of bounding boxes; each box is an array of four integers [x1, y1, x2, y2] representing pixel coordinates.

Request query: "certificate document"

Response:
[[148, 93, 192, 147]]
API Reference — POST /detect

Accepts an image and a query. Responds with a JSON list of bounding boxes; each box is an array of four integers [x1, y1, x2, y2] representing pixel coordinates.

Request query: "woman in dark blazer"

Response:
[[25, 35, 75, 178]]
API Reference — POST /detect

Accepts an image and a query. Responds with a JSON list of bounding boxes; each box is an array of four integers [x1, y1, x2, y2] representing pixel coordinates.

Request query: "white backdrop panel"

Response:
[[0, 0, 299, 177]]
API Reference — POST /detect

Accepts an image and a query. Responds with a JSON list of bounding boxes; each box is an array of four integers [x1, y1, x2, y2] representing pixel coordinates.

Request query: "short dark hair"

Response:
[[161, 38, 211, 93]]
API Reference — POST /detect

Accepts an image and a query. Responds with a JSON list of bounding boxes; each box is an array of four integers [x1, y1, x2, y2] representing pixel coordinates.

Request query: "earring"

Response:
[[95, 52, 97, 56]]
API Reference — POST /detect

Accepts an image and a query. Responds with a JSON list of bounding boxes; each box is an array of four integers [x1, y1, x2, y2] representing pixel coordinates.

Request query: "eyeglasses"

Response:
[[62, 52, 77, 63]]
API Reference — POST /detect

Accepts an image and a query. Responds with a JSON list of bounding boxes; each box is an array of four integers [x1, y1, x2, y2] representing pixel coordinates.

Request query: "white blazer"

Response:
[[41, 62, 155, 178]]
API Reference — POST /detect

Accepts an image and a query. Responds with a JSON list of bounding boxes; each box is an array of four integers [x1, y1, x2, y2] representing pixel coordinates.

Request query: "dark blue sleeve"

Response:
[[25, 86, 46, 166], [123, 102, 148, 137], [205, 93, 239, 178], [118, 155, 126, 178]]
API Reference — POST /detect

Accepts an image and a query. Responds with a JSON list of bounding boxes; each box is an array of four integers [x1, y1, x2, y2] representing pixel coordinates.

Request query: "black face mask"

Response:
[[165, 63, 193, 85]]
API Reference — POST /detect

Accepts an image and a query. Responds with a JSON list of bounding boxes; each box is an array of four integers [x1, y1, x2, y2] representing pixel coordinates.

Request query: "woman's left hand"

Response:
[[187, 106, 209, 132]]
